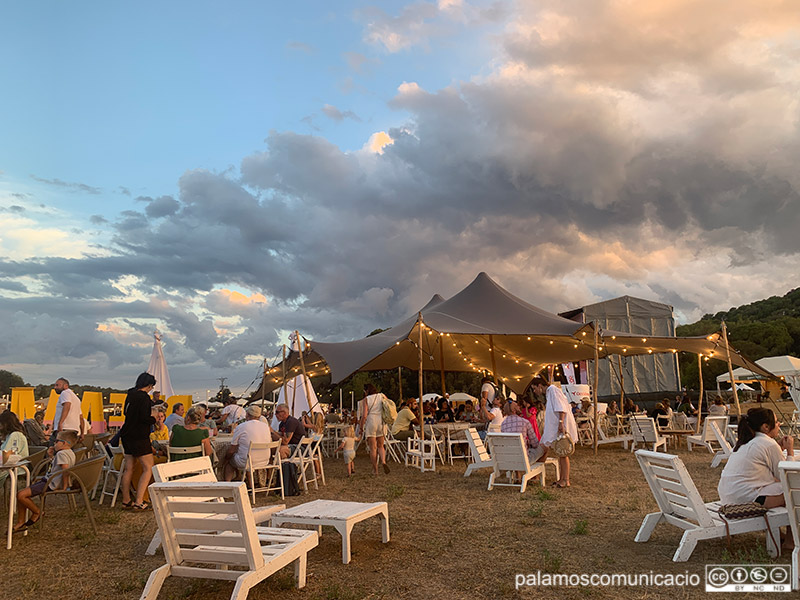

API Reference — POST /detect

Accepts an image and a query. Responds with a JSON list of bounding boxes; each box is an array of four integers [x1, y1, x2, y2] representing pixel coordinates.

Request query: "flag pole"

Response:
[[722, 321, 742, 419]]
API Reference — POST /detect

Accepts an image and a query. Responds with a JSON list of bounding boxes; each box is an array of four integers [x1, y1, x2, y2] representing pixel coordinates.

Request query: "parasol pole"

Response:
[[418, 313, 425, 441], [593, 323, 599, 455], [696, 354, 704, 434], [296, 331, 315, 415], [722, 321, 742, 419], [618, 355, 625, 407], [439, 336, 447, 398], [398, 367, 402, 404]]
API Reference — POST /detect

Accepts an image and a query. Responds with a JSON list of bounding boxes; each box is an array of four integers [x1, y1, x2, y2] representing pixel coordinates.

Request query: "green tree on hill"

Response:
[[0, 370, 26, 396]]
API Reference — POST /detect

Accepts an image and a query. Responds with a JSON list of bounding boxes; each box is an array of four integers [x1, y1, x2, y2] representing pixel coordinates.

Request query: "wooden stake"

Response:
[[618, 355, 625, 407], [696, 353, 704, 434], [398, 366, 402, 403], [593, 323, 599, 455], [281, 344, 288, 409], [295, 331, 315, 414], [722, 321, 742, 418], [418, 313, 425, 441], [489, 334, 499, 382]]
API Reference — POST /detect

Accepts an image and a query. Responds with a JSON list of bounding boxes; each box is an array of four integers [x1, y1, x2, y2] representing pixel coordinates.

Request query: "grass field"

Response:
[[4, 402, 796, 600]]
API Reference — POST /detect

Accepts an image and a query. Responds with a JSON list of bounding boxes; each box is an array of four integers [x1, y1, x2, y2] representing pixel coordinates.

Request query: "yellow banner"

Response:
[[108, 392, 126, 427], [43, 389, 58, 424], [81, 391, 106, 433], [10, 387, 36, 420], [166, 395, 192, 415]]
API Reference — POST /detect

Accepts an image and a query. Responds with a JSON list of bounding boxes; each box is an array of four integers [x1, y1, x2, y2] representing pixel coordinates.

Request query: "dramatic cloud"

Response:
[[2, 0, 798, 391]]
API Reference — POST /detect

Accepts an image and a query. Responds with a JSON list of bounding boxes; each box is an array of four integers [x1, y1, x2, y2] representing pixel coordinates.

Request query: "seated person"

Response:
[[678, 398, 698, 416], [275, 403, 306, 459], [194, 404, 218, 437], [708, 397, 729, 416], [391, 398, 419, 441], [718, 408, 795, 513], [461, 400, 476, 422], [606, 401, 620, 416], [1, 411, 29, 488], [622, 398, 641, 415], [434, 397, 455, 423], [164, 402, 185, 432], [168, 407, 212, 460], [149, 407, 169, 458], [23, 409, 50, 447], [454, 405, 465, 421], [220, 398, 246, 431], [500, 401, 545, 463], [14, 430, 77, 532], [222, 405, 272, 481]]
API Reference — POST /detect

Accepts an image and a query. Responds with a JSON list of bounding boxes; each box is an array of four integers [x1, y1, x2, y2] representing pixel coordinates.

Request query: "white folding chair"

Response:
[[98, 445, 125, 507], [779, 461, 800, 591], [242, 441, 283, 503], [287, 438, 317, 492], [167, 445, 204, 461]]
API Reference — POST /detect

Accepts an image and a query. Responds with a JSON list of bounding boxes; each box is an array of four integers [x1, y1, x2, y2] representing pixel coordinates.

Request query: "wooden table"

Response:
[[660, 429, 696, 448], [271, 499, 389, 564], [2, 459, 30, 550]]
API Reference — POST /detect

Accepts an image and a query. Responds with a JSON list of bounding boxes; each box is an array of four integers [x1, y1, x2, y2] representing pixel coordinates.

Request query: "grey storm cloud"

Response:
[[1, 0, 798, 384], [321, 104, 362, 122]]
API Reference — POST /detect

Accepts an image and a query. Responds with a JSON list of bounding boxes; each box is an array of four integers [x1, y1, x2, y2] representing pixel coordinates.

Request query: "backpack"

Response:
[[281, 462, 300, 496], [381, 394, 398, 425]]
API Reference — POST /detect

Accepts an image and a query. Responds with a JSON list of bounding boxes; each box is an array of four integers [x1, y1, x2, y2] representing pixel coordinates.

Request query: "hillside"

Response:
[[677, 287, 800, 388]]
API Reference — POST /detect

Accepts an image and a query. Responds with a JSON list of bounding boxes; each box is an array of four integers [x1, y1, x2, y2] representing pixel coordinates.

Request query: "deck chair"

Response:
[[310, 433, 326, 486], [687, 416, 728, 453], [167, 445, 203, 461], [405, 434, 436, 472], [98, 444, 125, 506], [39, 456, 105, 535], [142, 482, 318, 600], [242, 441, 284, 503], [629, 416, 668, 452], [463, 427, 493, 477], [485, 433, 546, 493], [634, 450, 788, 561], [146, 456, 285, 556], [709, 421, 734, 468], [778, 461, 800, 591], [287, 438, 317, 492]]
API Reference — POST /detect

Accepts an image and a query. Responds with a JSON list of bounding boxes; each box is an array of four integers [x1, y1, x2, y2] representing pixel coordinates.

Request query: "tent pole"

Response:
[[722, 321, 742, 419], [439, 336, 447, 398], [593, 323, 599, 455], [281, 344, 288, 410], [296, 331, 316, 414], [618, 355, 625, 407], [418, 314, 425, 441], [696, 354, 704, 434], [261, 358, 267, 404], [339, 388, 342, 414], [398, 367, 402, 403], [489, 334, 499, 384]]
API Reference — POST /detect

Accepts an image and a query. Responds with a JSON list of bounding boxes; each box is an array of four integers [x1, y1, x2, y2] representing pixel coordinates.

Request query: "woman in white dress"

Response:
[[359, 383, 389, 475], [532, 376, 578, 488]]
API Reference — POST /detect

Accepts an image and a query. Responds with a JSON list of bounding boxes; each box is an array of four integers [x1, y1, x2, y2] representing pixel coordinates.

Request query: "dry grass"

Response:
[[4, 414, 795, 600]]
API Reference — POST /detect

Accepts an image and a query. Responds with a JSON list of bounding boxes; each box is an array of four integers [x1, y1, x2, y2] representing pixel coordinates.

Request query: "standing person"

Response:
[[480, 376, 497, 412], [336, 425, 359, 477], [533, 376, 578, 488], [51, 378, 85, 445], [359, 384, 389, 475], [479, 390, 504, 440], [119, 372, 158, 510]]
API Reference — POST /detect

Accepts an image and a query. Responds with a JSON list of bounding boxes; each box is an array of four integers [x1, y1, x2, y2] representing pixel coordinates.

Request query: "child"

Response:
[[14, 430, 77, 532], [336, 426, 359, 477]]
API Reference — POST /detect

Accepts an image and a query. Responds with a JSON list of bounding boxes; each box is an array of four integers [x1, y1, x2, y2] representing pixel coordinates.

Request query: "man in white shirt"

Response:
[[51, 378, 85, 446], [480, 378, 504, 440], [220, 398, 246, 430], [222, 405, 272, 481]]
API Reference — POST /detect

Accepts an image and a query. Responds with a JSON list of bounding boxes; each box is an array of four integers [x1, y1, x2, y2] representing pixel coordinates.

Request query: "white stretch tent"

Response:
[[147, 330, 175, 400], [717, 355, 800, 411]]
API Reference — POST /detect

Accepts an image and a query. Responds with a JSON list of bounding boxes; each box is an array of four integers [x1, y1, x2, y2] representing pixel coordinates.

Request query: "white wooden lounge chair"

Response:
[[145, 457, 285, 556], [142, 482, 318, 600], [778, 461, 800, 591], [629, 416, 668, 452], [634, 450, 788, 562], [485, 433, 546, 493], [709, 421, 733, 468], [594, 416, 632, 449], [463, 427, 493, 477], [687, 416, 728, 453]]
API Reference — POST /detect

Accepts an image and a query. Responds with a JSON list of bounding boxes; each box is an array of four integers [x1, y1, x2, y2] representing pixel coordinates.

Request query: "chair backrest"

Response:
[[26, 448, 48, 474], [246, 441, 274, 471], [709, 420, 732, 453], [66, 456, 107, 491], [634, 450, 714, 527], [630, 416, 660, 443], [73, 447, 89, 463], [778, 461, 800, 551], [673, 413, 690, 429], [153, 456, 217, 483], [149, 481, 265, 572], [466, 427, 490, 462], [702, 416, 728, 442], [167, 445, 203, 461], [291, 437, 314, 462], [486, 433, 530, 473]]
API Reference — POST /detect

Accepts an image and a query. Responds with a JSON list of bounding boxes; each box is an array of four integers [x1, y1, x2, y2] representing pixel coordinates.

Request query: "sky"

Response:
[[1, 1, 799, 398]]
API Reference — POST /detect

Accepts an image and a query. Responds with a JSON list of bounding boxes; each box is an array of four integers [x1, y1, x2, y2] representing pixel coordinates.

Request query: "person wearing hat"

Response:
[[222, 404, 273, 481]]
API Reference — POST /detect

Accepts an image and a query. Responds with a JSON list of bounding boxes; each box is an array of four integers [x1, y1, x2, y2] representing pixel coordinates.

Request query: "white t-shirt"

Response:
[[481, 383, 496, 405], [488, 406, 504, 432], [718, 432, 796, 504], [231, 419, 271, 467], [53, 389, 81, 432], [222, 404, 246, 426], [50, 448, 76, 490]]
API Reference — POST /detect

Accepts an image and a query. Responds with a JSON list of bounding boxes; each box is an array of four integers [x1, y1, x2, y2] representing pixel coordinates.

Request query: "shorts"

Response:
[[343, 450, 355, 464], [528, 445, 546, 463], [29, 478, 49, 497], [231, 454, 248, 470], [121, 437, 153, 457]]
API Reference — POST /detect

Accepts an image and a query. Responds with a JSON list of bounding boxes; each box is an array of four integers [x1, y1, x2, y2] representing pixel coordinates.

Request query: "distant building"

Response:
[[560, 296, 681, 396]]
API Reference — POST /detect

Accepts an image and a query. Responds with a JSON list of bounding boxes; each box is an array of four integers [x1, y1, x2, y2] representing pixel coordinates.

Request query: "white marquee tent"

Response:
[[717, 355, 800, 410]]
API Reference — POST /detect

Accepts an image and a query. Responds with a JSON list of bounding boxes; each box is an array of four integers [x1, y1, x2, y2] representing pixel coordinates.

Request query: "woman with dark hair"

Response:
[[119, 372, 158, 509], [0, 410, 29, 487], [718, 408, 796, 508], [359, 383, 389, 475], [434, 397, 454, 423]]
